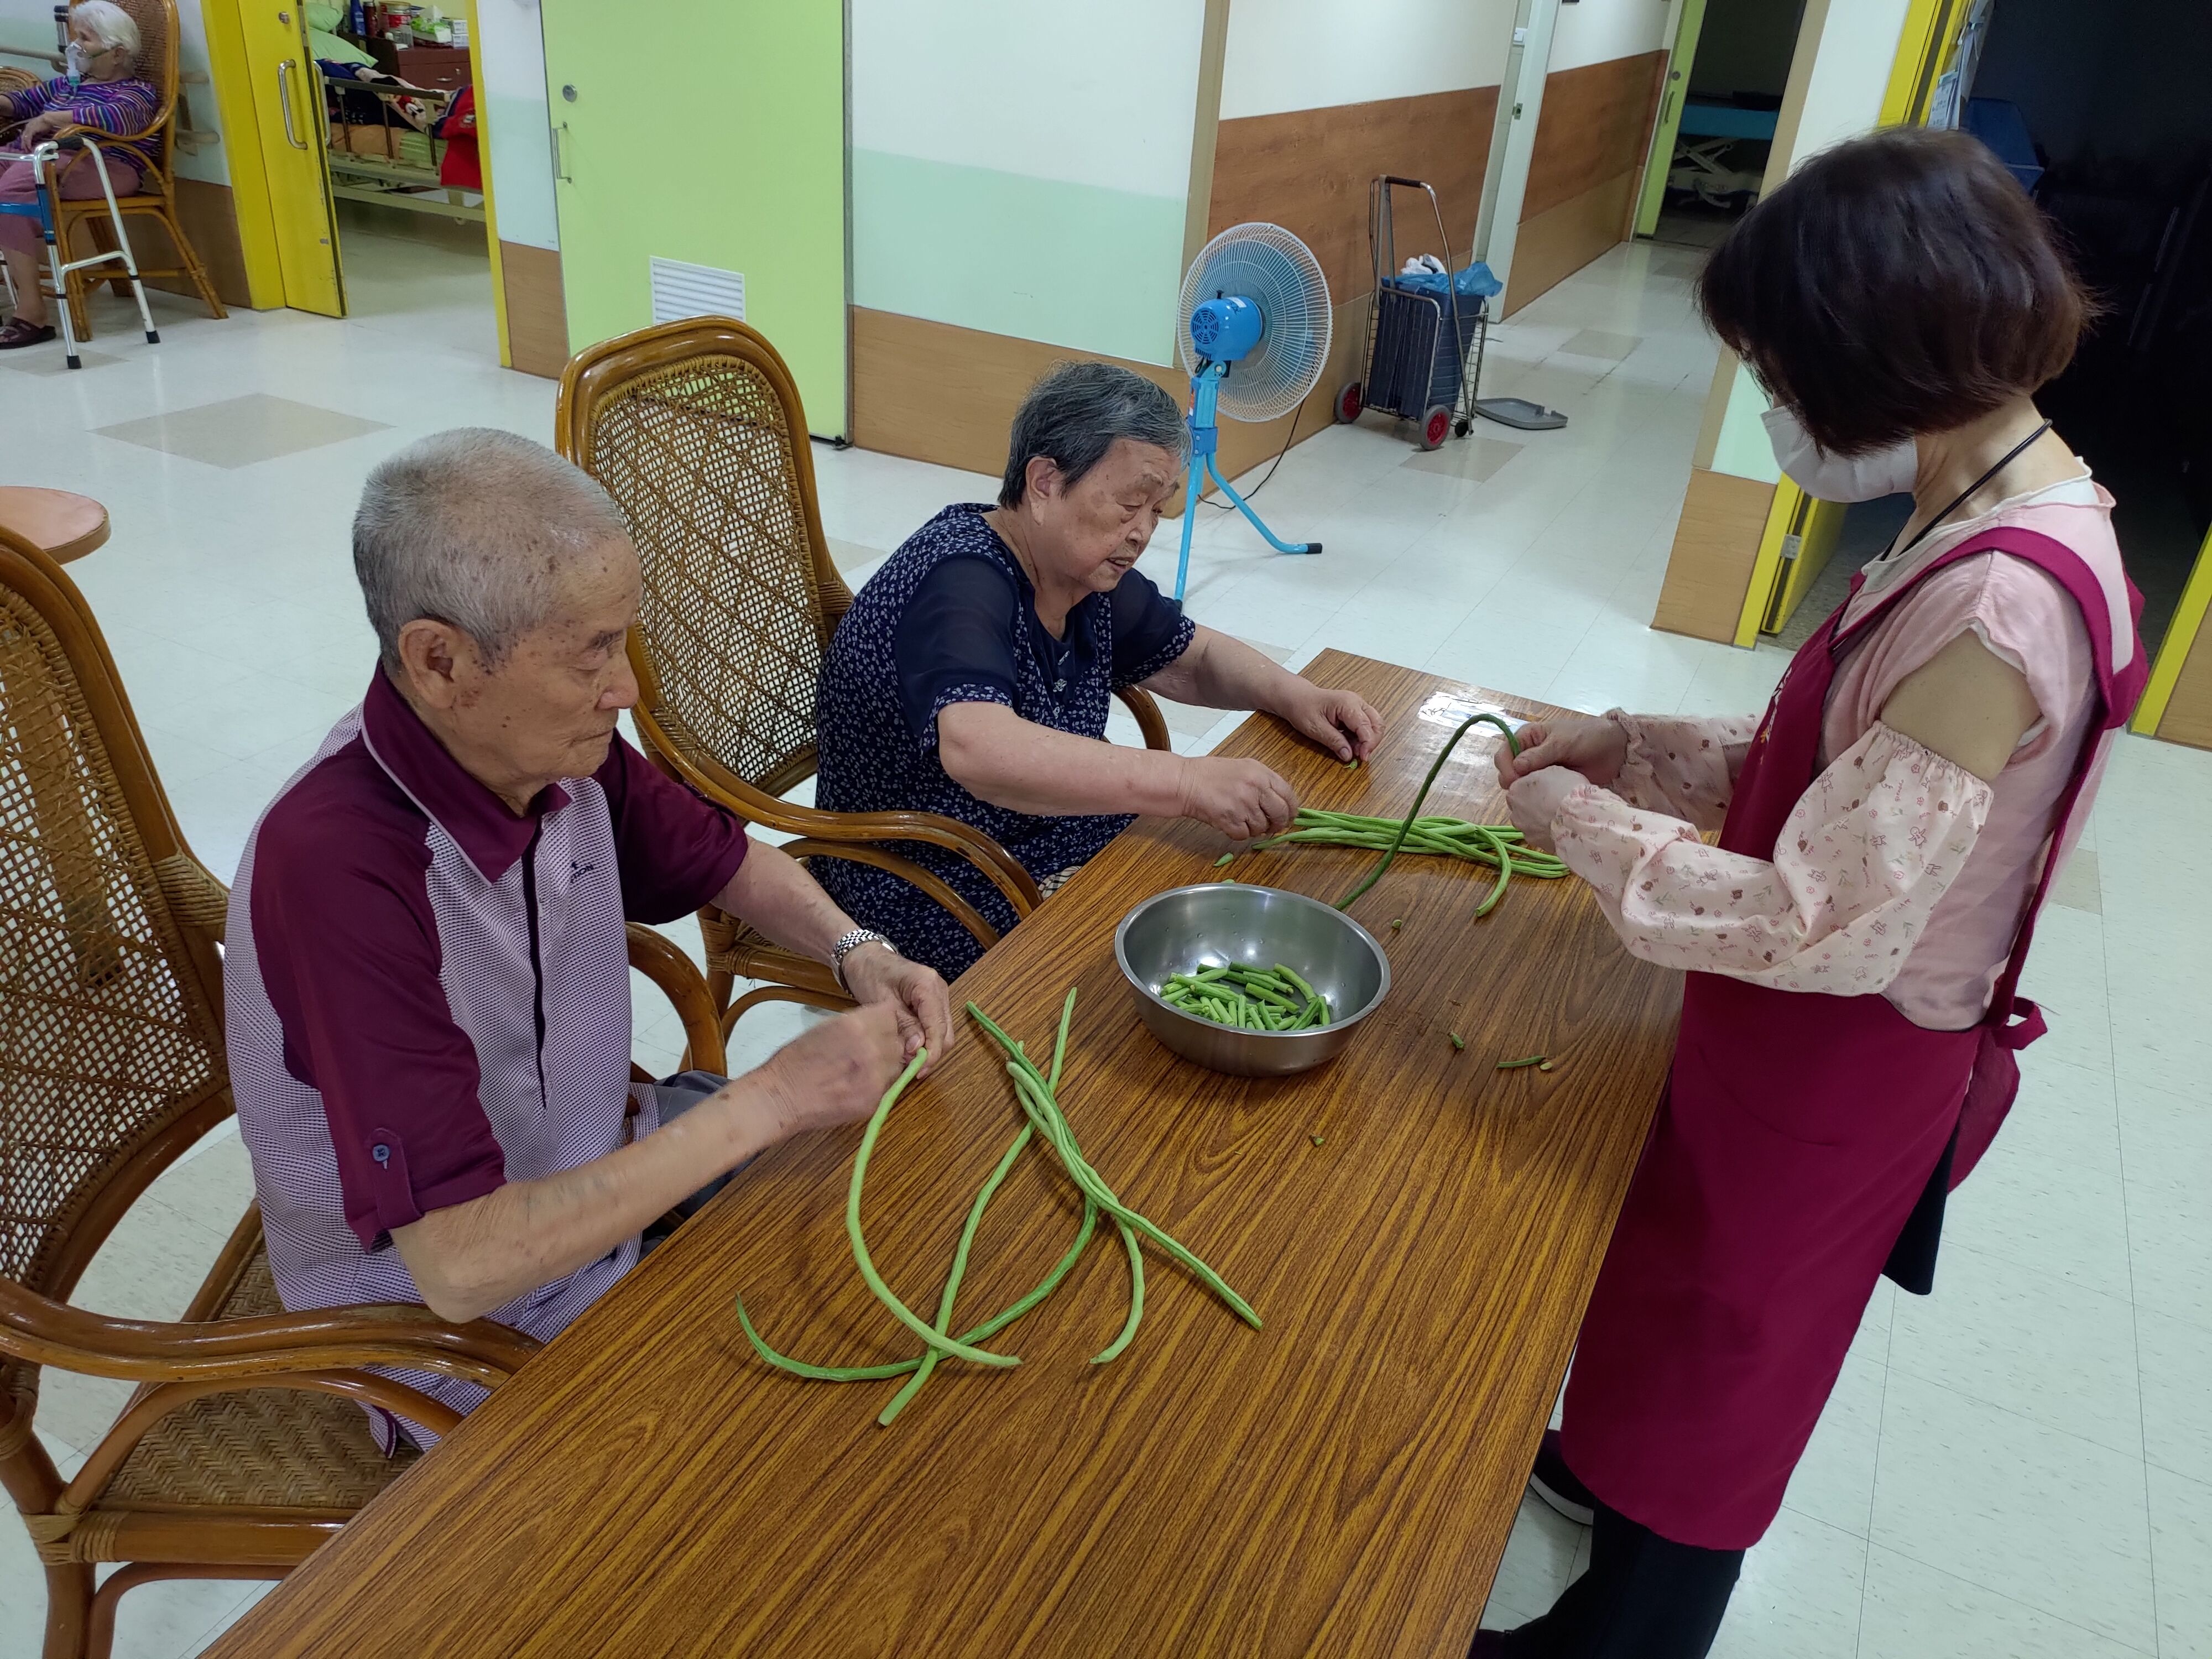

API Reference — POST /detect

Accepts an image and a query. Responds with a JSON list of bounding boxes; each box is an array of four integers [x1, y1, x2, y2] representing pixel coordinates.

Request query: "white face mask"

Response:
[[1761, 403, 1918, 502]]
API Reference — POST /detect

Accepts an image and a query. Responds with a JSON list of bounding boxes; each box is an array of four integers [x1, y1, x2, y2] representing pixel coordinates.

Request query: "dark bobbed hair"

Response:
[[999, 360, 1190, 507], [1698, 126, 2093, 455]]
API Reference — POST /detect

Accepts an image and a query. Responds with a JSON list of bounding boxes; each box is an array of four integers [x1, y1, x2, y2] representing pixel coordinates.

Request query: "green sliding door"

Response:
[[540, 0, 847, 432]]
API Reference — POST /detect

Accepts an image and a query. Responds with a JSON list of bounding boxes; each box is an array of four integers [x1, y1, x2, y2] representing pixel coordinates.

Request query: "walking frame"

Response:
[[0, 136, 156, 369]]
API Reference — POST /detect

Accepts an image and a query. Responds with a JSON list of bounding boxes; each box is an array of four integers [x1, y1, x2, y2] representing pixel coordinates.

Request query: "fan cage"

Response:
[[1176, 222, 1332, 424]]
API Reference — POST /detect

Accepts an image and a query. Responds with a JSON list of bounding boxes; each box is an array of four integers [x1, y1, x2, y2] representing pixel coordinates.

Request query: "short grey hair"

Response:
[[353, 427, 626, 672], [71, 1, 140, 59], [999, 361, 1190, 508]]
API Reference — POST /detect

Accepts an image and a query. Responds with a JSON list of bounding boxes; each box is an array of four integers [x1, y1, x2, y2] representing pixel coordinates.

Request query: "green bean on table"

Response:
[[734, 987, 1256, 1426]]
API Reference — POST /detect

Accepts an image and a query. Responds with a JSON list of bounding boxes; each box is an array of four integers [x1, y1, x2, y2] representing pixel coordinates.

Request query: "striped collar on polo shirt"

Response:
[[357, 667, 571, 883]]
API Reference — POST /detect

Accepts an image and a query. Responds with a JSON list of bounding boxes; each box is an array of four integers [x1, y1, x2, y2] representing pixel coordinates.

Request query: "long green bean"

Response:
[[876, 979, 1094, 1423], [846, 1050, 1020, 1369], [989, 1053, 1146, 1362], [875, 1122, 1027, 1423], [1001, 1064, 1258, 1328], [971, 1003, 1261, 1331], [1330, 712, 1522, 910], [738, 989, 1249, 1415], [735, 1188, 1099, 1386]]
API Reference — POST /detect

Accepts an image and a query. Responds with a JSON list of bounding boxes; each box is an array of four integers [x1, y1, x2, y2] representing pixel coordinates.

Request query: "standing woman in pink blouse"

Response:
[[1474, 128, 2148, 1658]]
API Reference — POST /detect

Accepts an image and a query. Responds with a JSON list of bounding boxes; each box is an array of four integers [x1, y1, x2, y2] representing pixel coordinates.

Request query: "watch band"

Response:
[[830, 927, 895, 992]]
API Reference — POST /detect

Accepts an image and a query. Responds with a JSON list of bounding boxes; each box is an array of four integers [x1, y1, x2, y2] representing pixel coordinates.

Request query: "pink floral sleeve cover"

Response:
[[1604, 712, 1761, 832], [1552, 714, 1993, 993]]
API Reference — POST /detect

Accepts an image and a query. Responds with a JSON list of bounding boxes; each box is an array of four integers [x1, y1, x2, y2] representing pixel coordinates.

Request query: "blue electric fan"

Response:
[[1171, 222, 1334, 601]]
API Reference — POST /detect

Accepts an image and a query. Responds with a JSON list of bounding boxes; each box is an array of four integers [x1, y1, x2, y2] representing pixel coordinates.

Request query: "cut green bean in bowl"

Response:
[[1159, 962, 1332, 1032]]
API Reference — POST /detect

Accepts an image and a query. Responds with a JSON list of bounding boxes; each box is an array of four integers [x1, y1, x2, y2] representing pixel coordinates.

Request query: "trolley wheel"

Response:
[[1334, 380, 1364, 424], [1420, 405, 1452, 451], [1454, 417, 1472, 437]]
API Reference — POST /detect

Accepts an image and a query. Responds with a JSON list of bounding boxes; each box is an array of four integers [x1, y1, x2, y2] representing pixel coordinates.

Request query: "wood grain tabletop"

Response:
[[205, 650, 1682, 1659]]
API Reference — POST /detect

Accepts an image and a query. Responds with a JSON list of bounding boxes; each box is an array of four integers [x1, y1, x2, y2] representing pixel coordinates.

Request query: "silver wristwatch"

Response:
[[830, 927, 895, 992]]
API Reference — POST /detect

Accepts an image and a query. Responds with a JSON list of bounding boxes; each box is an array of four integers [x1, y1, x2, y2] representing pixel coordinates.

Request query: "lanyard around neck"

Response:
[[1894, 419, 2054, 563]]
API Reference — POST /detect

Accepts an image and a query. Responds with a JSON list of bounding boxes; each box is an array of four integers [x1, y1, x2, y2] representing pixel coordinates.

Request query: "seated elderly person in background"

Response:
[[0, 1, 158, 351], [815, 361, 1384, 978], [227, 428, 951, 1444]]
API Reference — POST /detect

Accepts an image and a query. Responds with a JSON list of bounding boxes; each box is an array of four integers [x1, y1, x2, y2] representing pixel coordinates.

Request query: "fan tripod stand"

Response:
[[1171, 361, 1321, 603]]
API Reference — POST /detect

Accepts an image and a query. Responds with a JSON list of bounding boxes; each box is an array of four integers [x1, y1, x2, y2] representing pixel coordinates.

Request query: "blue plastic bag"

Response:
[[1389, 262, 1503, 301]]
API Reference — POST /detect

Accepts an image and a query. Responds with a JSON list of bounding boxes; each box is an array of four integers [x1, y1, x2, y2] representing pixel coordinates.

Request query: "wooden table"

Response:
[[207, 651, 1682, 1659], [0, 487, 108, 564]]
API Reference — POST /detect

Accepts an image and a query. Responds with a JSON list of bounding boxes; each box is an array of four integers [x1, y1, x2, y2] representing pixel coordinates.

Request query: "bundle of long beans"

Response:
[[1248, 811, 1568, 918], [1224, 712, 1568, 915], [1160, 961, 1331, 1031], [734, 989, 1257, 1427]]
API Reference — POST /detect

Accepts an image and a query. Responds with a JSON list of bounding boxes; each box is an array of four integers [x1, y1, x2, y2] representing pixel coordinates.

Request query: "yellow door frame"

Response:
[[1634, 0, 1708, 237], [1730, 0, 1975, 648], [457, 0, 514, 369], [2133, 525, 2212, 734], [201, 0, 513, 366], [200, 0, 284, 306]]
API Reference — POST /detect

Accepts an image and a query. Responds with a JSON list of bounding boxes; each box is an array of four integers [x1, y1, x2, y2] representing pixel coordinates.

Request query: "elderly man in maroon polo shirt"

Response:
[[225, 427, 953, 1444]]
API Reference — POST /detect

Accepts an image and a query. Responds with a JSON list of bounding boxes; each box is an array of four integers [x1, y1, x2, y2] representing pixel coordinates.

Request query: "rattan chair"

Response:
[[556, 317, 1173, 1034], [43, 0, 227, 338], [0, 525, 726, 1659]]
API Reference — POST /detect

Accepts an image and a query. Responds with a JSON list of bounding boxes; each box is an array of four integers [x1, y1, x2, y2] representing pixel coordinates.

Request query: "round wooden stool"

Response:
[[0, 487, 110, 564]]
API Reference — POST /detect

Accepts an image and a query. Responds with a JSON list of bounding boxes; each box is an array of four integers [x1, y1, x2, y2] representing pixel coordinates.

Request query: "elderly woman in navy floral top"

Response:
[[816, 361, 1384, 977], [0, 0, 159, 349]]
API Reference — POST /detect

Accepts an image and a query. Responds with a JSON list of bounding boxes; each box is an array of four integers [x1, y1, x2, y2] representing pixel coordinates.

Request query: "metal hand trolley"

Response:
[[1333, 174, 1564, 448], [1334, 175, 1485, 450], [0, 136, 158, 370]]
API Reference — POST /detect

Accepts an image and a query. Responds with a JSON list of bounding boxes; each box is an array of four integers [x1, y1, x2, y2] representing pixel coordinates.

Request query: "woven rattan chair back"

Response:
[[0, 528, 229, 1319], [557, 318, 848, 801], [76, 0, 177, 123]]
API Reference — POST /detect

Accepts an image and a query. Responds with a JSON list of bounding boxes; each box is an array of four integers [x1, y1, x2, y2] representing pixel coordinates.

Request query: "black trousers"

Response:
[[1495, 1500, 1744, 1659]]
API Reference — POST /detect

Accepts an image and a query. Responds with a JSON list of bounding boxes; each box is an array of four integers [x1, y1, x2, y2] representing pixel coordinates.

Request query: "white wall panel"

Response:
[[1217, 0, 1512, 119], [1783, 0, 1910, 169], [477, 0, 556, 248], [851, 0, 1202, 197], [1548, 0, 1674, 74]]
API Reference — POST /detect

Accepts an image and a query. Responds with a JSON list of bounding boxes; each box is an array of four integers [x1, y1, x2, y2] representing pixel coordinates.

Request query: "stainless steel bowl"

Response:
[[1114, 884, 1391, 1077]]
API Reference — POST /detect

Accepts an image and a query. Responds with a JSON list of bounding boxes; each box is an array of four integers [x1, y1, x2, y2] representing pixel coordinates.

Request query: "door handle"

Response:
[[276, 59, 306, 150], [554, 120, 573, 182]]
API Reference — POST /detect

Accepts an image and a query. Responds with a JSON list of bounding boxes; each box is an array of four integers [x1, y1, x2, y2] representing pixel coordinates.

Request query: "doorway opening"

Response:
[[1644, 0, 1808, 251], [316, 7, 495, 357], [215, 0, 499, 358], [1965, 0, 2212, 661]]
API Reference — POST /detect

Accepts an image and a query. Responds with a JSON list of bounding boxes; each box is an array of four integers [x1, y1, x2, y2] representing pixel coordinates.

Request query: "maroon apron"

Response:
[[1559, 527, 2147, 1551]]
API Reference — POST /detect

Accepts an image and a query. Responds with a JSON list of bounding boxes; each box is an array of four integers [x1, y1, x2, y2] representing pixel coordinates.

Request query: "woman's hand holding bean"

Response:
[[1495, 715, 1629, 789], [1177, 755, 1298, 842]]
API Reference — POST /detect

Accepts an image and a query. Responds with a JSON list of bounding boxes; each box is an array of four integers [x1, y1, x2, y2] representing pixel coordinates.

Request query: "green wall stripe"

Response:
[[852, 150, 1186, 367]]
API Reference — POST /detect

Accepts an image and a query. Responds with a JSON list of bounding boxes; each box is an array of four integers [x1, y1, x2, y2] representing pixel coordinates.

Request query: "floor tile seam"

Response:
[[1928, 1232, 2129, 1299], [2107, 966, 2167, 1657], [1879, 1341, 2145, 1458], [1879, 1359, 2158, 1474], [1853, 1540, 2162, 1657], [1861, 1318, 1894, 1657]]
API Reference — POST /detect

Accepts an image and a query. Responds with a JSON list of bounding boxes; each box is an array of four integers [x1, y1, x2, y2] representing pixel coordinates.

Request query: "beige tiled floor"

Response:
[[5, 232, 2210, 1659], [91, 393, 393, 469]]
